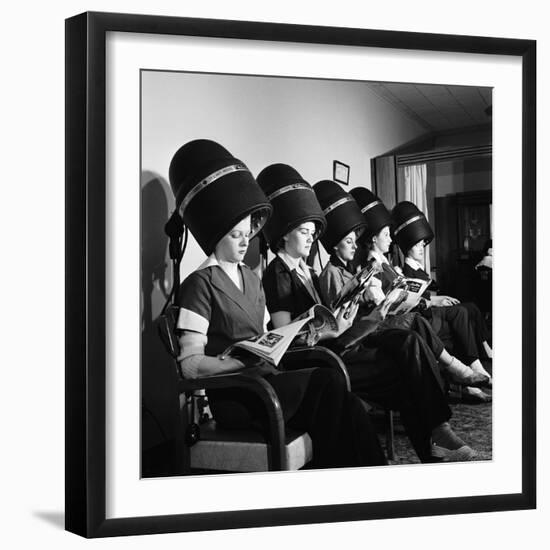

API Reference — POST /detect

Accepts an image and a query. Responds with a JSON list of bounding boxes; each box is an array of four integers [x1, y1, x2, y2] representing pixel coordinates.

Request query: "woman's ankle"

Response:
[[471, 360, 492, 379], [444, 357, 489, 386], [431, 422, 467, 451], [483, 341, 493, 359], [448, 356, 473, 375]]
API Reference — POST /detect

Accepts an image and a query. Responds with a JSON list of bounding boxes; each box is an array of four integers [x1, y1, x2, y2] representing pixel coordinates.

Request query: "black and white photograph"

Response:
[[60, 10, 537, 537], [0, 2, 535, 546], [141, 69, 495, 478]]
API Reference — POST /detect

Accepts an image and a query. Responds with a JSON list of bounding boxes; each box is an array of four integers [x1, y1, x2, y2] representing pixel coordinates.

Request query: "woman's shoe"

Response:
[[446, 358, 489, 387], [462, 386, 492, 404], [431, 444, 478, 462], [471, 361, 493, 388], [431, 421, 467, 450]]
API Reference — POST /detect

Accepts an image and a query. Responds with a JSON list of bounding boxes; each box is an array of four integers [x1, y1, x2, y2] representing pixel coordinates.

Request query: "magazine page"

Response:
[[301, 304, 339, 341], [366, 277, 431, 320], [330, 259, 382, 311], [380, 287, 418, 316], [221, 305, 337, 366], [228, 316, 313, 366], [403, 277, 431, 295]]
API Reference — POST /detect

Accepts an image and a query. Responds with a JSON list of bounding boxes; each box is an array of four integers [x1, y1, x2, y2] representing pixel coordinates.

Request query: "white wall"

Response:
[[142, 71, 425, 194], [142, 70, 425, 315]]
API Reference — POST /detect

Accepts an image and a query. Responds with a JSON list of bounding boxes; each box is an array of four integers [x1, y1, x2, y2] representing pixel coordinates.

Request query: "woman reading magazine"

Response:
[[350, 188, 489, 392], [258, 169, 479, 463], [391, 201, 493, 400], [170, 139, 386, 469]]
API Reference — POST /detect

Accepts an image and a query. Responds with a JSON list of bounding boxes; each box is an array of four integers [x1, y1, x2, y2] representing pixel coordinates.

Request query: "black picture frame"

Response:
[[65, 11, 536, 538], [333, 160, 350, 185]]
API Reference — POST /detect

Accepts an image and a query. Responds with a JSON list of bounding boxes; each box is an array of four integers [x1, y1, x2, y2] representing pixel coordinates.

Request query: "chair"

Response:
[[362, 402, 395, 461], [157, 305, 350, 473]]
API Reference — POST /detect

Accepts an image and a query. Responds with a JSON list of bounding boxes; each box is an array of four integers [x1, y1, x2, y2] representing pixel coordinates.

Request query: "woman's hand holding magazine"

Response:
[[330, 258, 382, 311], [331, 301, 360, 337], [221, 305, 339, 366]]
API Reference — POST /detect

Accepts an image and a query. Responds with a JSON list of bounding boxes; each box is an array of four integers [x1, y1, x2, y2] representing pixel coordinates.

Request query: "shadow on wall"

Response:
[[142, 172, 170, 329], [141, 171, 182, 477]]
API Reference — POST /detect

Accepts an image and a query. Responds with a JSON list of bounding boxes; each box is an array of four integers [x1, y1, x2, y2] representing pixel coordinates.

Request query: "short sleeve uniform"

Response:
[[262, 256, 323, 319], [176, 262, 314, 428], [177, 265, 266, 357]]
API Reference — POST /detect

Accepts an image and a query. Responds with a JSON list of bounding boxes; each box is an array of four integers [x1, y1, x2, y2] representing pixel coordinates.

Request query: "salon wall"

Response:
[[141, 70, 426, 314], [141, 71, 425, 457]]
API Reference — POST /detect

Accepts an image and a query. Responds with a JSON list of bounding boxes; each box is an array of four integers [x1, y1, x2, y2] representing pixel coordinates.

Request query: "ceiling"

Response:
[[365, 82, 492, 133]]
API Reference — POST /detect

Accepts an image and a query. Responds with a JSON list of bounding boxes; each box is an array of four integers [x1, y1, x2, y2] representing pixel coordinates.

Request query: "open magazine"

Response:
[[330, 258, 382, 311], [333, 275, 432, 352], [220, 304, 338, 367], [365, 276, 431, 320]]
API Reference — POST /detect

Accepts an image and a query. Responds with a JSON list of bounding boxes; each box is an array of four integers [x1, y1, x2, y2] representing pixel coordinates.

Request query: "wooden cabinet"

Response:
[[435, 190, 492, 307]]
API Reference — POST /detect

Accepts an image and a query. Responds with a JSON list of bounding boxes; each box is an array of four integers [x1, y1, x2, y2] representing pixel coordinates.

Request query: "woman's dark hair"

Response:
[[251, 207, 271, 236]]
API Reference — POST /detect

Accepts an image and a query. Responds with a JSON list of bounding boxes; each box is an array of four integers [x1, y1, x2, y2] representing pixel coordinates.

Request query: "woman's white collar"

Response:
[[369, 249, 389, 265], [277, 250, 309, 272], [196, 253, 245, 272], [405, 257, 423, 270]]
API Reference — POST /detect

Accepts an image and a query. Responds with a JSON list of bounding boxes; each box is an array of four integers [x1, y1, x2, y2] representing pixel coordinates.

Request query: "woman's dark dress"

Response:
[[402, 262, 490, 362], [263, 255, 453, 462], [176, 261, 386, 468]]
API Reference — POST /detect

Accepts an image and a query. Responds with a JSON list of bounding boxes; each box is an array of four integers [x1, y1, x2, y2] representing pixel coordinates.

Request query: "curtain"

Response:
[[401, 164, 430, 274]]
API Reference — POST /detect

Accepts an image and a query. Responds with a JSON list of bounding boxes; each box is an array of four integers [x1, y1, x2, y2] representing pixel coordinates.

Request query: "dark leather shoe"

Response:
[[449, 369, 489, 388], [462, 386, 492, 403]]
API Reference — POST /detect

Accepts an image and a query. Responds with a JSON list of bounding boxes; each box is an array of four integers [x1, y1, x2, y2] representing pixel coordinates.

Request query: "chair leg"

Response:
[[385, 409, 395, 461], [179, 393, 191, 473]]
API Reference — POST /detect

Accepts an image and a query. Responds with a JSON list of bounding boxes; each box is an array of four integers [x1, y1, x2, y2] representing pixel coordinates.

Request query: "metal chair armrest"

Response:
[[178, 372, 287, 470]]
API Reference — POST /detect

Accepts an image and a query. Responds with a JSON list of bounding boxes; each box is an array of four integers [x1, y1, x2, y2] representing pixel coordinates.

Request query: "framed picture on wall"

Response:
[[66, 11, 536, 538], [333, 160, 350, 185]]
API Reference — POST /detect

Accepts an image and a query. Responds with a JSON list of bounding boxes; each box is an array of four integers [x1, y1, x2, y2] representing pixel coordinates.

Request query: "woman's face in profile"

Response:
[[334, 231, 357, 262], [372, 225, 392, 254], [284, 222, 317, 259], [407, 240, 425, 264], [215, 215, 251, 263]]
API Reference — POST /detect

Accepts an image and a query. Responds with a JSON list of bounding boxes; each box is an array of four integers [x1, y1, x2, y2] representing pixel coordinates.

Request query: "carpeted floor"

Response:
[[373, 390, 493, 465]]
